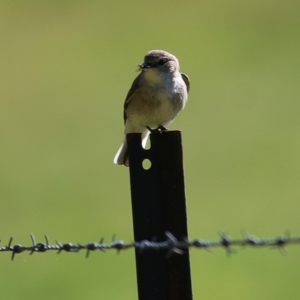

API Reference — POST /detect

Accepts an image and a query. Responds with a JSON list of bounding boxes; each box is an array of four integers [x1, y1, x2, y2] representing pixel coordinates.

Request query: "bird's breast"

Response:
[[125, 78, 187, 128]]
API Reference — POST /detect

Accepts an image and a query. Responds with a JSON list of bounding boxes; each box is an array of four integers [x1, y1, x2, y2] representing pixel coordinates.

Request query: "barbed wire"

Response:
[[0, 231, 299, 261]]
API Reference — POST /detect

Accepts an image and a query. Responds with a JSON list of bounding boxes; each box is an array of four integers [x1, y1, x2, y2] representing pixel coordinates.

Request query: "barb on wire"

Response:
[[0, 232, 299, 260]]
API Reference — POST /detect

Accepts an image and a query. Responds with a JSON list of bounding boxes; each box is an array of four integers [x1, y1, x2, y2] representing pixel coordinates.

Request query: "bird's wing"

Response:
[[123, 74, 141, 123], [181, 73, 190, 93]]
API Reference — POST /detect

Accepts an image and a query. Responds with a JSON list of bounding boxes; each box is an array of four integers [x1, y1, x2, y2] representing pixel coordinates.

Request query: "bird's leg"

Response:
[[146, 126, 154, 133]]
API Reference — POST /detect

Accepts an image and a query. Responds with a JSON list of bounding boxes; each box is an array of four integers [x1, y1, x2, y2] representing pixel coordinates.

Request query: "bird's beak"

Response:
[[138, 62, 152, 70]]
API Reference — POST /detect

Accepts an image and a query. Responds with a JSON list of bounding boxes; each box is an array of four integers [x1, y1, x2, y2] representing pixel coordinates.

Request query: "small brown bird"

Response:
[[113, 50, 190, 167]]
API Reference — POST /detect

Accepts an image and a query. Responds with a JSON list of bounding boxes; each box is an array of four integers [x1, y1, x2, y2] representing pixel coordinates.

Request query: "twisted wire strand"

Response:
[[0, 231, 298, 260]]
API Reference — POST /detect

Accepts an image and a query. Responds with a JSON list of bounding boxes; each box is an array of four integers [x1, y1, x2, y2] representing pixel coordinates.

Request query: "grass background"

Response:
[[1, 0, 300, 299]]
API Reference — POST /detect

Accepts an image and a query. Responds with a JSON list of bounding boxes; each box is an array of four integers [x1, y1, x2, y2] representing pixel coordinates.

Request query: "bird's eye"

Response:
[[158, 59, 167, 65]]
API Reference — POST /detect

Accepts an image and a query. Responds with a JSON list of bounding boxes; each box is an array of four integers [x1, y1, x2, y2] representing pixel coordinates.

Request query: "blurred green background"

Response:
[[1, 0, 300, 299]]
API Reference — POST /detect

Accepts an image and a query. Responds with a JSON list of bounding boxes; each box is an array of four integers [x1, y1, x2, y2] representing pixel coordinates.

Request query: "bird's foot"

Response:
[[158, 125, 169, 132], [146, 125, 169, 134]]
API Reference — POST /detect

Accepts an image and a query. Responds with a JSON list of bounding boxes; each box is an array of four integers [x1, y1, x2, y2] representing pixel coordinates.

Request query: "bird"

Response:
[[113, 50, 190, 167]]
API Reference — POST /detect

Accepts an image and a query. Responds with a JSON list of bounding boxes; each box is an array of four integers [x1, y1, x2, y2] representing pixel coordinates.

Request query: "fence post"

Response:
[[127, 131, 193, 300]]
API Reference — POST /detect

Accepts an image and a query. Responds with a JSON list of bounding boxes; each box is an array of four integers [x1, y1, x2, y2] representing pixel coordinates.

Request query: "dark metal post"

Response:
[[127, 131, 193, 300]]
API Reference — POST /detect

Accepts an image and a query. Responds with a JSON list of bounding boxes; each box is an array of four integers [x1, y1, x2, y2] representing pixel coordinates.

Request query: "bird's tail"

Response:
[[113, 139, 129, 166], [113, 130, 150, 167]]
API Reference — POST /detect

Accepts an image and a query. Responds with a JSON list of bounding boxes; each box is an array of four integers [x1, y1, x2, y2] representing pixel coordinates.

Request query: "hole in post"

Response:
[[142, 159, 152, 170]]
